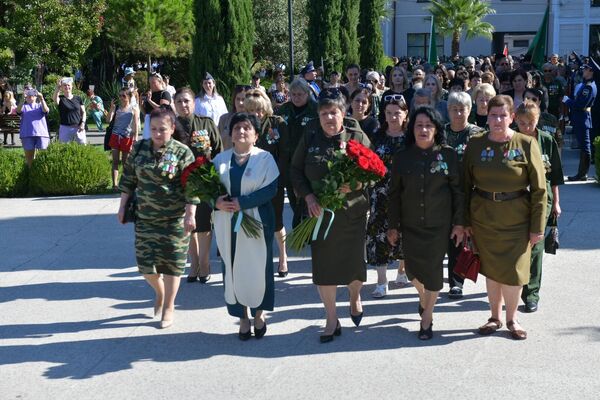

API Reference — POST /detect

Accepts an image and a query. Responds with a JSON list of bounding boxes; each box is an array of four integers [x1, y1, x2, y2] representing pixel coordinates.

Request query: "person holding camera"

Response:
[[52, 77, 87, 144], [17, 88, 50, 166]]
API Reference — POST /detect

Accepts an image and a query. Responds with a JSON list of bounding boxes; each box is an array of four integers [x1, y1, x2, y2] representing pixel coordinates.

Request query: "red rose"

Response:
[[357, 156, 370, 170]]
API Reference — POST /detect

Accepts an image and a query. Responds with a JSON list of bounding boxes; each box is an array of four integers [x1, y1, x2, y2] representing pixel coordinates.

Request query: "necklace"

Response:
[[233, 148, 251, 157]]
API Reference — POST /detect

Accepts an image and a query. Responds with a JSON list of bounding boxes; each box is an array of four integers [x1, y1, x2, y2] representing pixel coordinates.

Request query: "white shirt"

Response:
[[194, 93, 228, 125]]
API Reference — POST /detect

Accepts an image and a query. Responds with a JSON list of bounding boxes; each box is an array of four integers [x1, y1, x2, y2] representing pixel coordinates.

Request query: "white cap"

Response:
[[366, 71, 380, 82]]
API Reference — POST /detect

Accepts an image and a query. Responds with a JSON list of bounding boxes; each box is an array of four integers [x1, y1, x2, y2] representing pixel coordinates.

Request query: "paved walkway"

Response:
[[1, 147, 599, 399]]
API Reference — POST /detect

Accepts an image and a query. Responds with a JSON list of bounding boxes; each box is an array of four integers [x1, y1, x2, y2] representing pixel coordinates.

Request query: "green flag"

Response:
[[428, 16, 438, 63], [526, 6, 549, 69]]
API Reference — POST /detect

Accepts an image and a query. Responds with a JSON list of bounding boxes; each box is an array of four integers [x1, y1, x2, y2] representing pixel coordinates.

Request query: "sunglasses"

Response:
[[383, 94, 405, 102], [235, 85, 252, 90]]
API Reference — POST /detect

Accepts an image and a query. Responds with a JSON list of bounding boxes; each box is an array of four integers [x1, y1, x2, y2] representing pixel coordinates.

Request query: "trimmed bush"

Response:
[[29, 142, 111, 195], [595, 136, 600, 183], [0, 149, 29, 197]]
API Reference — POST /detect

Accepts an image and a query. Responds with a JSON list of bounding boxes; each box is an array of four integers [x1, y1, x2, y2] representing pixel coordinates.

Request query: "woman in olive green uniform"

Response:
[[387, 106, 465, 340], [174, 88, 224, 283], [118, 108, 200, 329], [276, 79, 318, 227], [244, 89, 291, 277], [463, 95, 547, 340], [514, 101, 564, 313], [291, 89, 371, 343]]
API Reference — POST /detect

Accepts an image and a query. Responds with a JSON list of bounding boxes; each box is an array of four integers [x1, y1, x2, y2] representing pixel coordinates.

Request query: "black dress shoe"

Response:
[[320, 320, 341, 343], [524, 301, 538, 313], [350, 309, 363, 327], [186, 275, 198, 283], [238, 329, 252, 341], [567, 174, 587, 182], [277, 270, 289, 278], [418, 321, 433, 340], [198, 274, 211, 284], [254, 321, 267, 339]]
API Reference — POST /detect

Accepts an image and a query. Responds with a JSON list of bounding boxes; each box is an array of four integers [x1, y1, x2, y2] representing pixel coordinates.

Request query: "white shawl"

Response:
[[212, 147, 279, 308]]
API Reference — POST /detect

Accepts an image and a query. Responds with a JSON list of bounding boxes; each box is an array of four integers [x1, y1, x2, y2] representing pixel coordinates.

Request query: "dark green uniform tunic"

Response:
[[255, 115, 290, 231], [463, 132, 547, 286], [119, 139, 201, 276], [290, 126, 371, 285], [522, 129, 564, 303], [276, 101, 318, 224], [388, 145, 465, 291], [175, 115, 224, 232]]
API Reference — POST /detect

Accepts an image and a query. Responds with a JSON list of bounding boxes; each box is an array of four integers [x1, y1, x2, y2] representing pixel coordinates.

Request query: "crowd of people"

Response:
[[3, 50, 595, 342]]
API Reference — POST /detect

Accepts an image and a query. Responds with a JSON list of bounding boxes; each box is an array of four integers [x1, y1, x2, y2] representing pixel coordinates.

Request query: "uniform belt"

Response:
[[475, 188, 529, 202]]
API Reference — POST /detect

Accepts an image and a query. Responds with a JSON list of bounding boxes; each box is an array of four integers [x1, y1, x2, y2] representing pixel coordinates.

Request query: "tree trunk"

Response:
[[452, 30, 460, 58]]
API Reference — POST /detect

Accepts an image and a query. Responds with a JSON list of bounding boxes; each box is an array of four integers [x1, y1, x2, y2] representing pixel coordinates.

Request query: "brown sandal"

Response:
[[507, 320, 527, 340], [478, 317, 503, 335]]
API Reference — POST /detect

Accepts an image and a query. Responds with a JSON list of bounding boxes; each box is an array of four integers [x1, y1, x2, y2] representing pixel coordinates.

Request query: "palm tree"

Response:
[[429, 0, 496, 58]]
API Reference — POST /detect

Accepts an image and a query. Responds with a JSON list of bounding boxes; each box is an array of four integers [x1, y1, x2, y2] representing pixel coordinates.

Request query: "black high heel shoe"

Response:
[[320, 320, 342, 343], [350, 307, 364, 327], [254, 320, 267, 339], [186, 275, 198, 283], [198, 274, 211, 284], [418, 321, 433, 340]]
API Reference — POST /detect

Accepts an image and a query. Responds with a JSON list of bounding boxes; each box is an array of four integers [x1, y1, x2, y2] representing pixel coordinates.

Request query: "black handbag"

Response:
[[121, 141, 144, 224], [544, 213, 559, 254], [123, 193, 137, 223], [104, 114, 116, 151]]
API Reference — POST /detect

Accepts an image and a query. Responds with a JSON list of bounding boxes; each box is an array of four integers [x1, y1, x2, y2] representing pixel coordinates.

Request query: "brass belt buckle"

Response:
[[492, 192, 501, 202]]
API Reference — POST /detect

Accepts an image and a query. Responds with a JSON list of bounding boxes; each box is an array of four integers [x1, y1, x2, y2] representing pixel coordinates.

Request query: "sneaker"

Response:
[[371, 283, 387, 298], [448, 286, 463, 299], [389, 272, 411, 290]]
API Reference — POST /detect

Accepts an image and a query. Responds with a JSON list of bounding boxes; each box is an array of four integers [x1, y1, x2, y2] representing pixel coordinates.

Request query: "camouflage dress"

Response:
[[119, 139, 200, 276], [366, 129, 406, 266]]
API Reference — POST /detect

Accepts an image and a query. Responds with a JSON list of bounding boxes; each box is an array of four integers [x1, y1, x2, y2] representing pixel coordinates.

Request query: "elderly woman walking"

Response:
[[463, 95, 547, 340], [291, 89, 372, 343], [212, 113, 279, 340]]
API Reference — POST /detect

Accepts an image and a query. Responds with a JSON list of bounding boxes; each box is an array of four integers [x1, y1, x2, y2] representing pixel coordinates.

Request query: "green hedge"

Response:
[[0, 150, 29, 197], [595, 136, 600, 183], [0, 143, 111, 197]]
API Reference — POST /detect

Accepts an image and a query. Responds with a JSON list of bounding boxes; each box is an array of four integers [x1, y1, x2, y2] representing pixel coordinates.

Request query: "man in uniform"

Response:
[[541, 63, 565, 120], [563, 62, 598, 181], [300, 61, 320, 102]]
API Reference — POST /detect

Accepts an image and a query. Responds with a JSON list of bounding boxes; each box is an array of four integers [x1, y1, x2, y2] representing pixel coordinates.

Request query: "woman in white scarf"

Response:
[[213, 113, 279, 340]]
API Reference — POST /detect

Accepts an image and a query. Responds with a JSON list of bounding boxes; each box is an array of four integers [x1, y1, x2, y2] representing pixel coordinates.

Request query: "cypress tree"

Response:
[[191, 0, 254, 102], [307, 0, 342, 73], [358, 0, 386, 71], [339, 1, 360, 69]]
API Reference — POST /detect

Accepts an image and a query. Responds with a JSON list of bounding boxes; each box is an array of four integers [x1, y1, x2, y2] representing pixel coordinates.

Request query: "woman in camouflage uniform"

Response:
[[118, 108, 199, 329]]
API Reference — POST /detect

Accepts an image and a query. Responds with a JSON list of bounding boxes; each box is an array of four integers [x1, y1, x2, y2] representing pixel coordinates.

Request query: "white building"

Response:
[[382, 0, 600, 60]]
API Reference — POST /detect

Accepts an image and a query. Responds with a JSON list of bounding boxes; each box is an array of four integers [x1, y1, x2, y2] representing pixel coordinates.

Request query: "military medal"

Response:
[[191, 130, 212, 153], [266, 127, 280, 145], [502, 147, 524, 163], [481, 146, 494, 162], [158, 152, 178, 179], [430, 152, 449, 175]]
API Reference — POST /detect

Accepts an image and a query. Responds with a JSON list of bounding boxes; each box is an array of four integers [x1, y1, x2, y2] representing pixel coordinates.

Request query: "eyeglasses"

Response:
[[383, 94, 405, 102], [319, 88, 342, 100]]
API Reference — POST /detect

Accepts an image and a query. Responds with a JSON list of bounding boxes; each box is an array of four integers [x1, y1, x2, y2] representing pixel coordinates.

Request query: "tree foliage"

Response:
[[252, 0, 308, 72], [340, 1, 360, 68], [104, 0, 194, 59], [358, 0, 386, 71], [307, 0, 343, 73], [429, 0, 496, 57], [191, 0, 254, 102], [0, 0, 106, 80]]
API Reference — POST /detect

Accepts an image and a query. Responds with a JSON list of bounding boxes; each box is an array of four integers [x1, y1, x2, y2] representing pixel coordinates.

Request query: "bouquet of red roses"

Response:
[[181, 156, 262, 238], [286, 139, 386, 251]]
